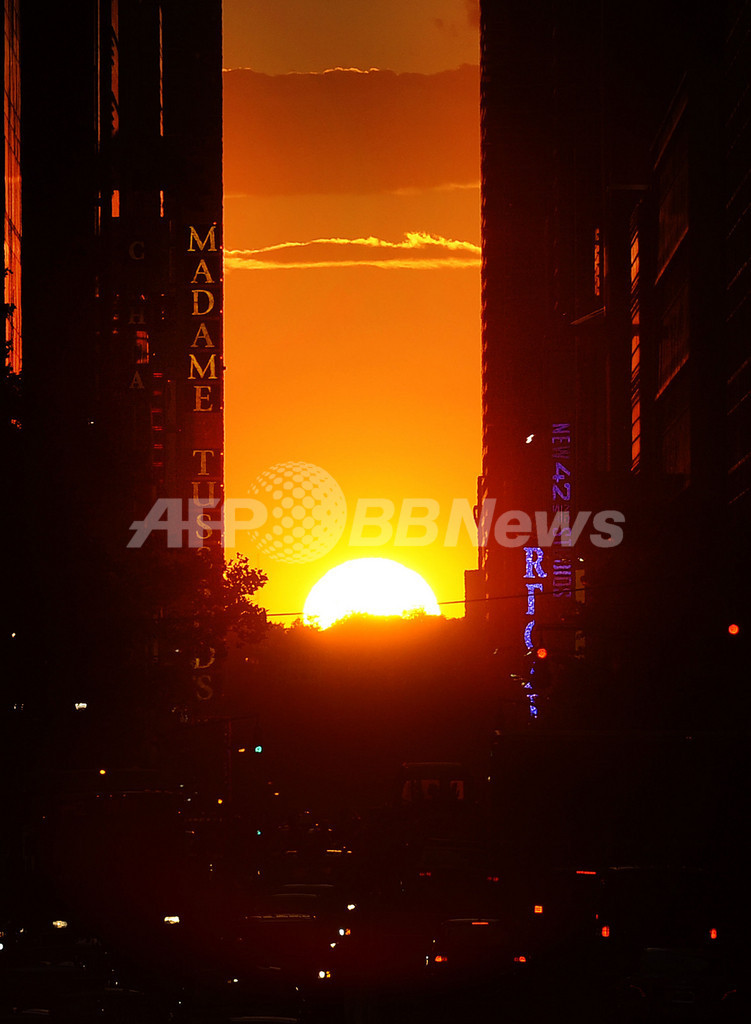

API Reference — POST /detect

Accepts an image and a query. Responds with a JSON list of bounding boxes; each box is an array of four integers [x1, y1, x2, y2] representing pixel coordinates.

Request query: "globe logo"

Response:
[[248, 461, 347, 564]]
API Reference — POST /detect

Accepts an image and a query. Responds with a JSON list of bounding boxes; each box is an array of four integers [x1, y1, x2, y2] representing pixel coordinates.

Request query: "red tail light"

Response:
[[601, 925, 610, 938], [710, 928, 718, 940], [514, 955, 527, 963]]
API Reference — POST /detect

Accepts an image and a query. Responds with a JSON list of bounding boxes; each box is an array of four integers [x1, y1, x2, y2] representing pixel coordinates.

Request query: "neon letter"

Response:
[[524, 546, 547, 579], [526, 582, 543, 615], [188, 353, 217, 379], [192, 289, 215, 316], [188, 225, 217, 251]]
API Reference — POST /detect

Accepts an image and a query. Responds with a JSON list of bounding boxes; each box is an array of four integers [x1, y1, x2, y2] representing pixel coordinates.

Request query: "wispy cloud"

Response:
[[224, 180, 480, 201], [225, 232, 481, 270], [223, 65, 479, 196]]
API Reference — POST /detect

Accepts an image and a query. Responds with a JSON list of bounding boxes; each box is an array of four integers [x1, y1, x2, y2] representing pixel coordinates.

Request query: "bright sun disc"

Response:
[[303, 558, 441, 629]]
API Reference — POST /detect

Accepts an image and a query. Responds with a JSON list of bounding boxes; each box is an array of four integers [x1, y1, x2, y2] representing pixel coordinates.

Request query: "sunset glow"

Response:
[[303, 558, 441, 629], [222, 1, 481, 621], [7, 0, 745, 1013]]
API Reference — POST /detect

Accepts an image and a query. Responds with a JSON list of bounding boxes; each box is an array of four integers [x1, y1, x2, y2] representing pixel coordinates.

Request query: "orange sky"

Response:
[[222, 1, 481, 621]]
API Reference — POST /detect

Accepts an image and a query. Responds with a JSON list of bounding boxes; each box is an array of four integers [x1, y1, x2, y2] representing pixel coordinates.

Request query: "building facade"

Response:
[[2, 0, 21, 375], [477, 1, 749, 725], [16, 0, 225, 751], [21, 0, 224, 545]]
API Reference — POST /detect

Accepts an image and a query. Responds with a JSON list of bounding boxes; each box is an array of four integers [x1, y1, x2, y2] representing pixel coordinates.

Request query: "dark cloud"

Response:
[[223, 65, 479, 196]]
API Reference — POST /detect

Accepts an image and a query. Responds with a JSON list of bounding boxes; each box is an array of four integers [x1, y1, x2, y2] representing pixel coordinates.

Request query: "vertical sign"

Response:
[[184, 223, 224, 547], [551, 423, 574, 603], [183, 223, 224, 707]]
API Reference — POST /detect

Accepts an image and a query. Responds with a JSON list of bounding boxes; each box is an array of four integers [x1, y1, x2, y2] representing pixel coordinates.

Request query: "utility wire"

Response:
[[265, 587, 587, 619], [264, 571, 706, 619]]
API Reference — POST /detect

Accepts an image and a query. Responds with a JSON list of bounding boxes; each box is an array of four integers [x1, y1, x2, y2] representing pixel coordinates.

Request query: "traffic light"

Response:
[[528, 647, 552, 691]]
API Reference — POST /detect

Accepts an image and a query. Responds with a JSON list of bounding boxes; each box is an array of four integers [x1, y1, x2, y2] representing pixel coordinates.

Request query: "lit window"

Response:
[[630, 219, 641, 473], [594, 227, 601, 297]]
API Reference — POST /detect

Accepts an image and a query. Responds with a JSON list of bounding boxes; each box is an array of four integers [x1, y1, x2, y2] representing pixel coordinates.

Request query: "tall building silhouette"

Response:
[[14, 0, 225, 754], [2, 0, 21, 375], [22, 0, 223, 546], [477, 1, 750, 724], [725, 1, 751, 531]]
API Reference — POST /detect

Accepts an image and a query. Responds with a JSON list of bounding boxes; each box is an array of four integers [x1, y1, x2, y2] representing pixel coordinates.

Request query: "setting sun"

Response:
[[303, 558, 441, 629]]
